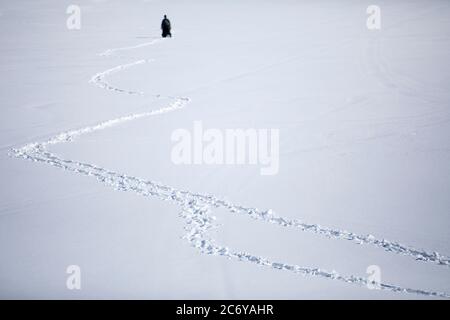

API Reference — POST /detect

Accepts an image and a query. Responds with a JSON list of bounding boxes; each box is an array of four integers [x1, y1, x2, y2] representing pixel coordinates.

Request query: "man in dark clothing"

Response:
[[161, 15, 172, 38]]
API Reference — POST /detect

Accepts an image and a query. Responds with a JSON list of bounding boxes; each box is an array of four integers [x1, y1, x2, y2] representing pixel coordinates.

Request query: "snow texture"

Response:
[[1, 0, 450, 299]]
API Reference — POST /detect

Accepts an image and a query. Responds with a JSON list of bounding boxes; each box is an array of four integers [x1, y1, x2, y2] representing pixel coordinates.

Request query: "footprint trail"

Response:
[[10, 38, 450, 299]]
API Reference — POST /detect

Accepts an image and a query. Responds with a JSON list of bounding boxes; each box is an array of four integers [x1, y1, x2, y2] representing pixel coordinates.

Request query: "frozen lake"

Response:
[[0, 0, 449, 299]]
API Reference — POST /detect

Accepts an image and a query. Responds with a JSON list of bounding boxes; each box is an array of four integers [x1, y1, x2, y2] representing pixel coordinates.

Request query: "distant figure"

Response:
[[161, 15, 172, 38]]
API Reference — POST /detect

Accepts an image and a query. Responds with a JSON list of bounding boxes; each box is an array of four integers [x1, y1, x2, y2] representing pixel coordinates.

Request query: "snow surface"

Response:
[[1, 0, 450, 299]]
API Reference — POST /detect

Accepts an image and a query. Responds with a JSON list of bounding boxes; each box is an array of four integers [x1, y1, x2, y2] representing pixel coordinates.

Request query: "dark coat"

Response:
[[161, 18, 171, 33]]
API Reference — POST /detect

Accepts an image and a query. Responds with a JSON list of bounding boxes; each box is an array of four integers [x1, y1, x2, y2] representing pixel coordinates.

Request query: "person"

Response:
[[161, 15, 172, 38]]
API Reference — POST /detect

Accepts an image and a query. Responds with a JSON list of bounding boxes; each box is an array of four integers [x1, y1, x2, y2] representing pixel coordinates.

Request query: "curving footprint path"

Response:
[[10, 38, 450, 298]]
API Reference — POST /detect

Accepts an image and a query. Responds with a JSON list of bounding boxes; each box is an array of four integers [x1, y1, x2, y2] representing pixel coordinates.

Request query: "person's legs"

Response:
[[162, 29, 171, 38], [162, 28, 170, 38]]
